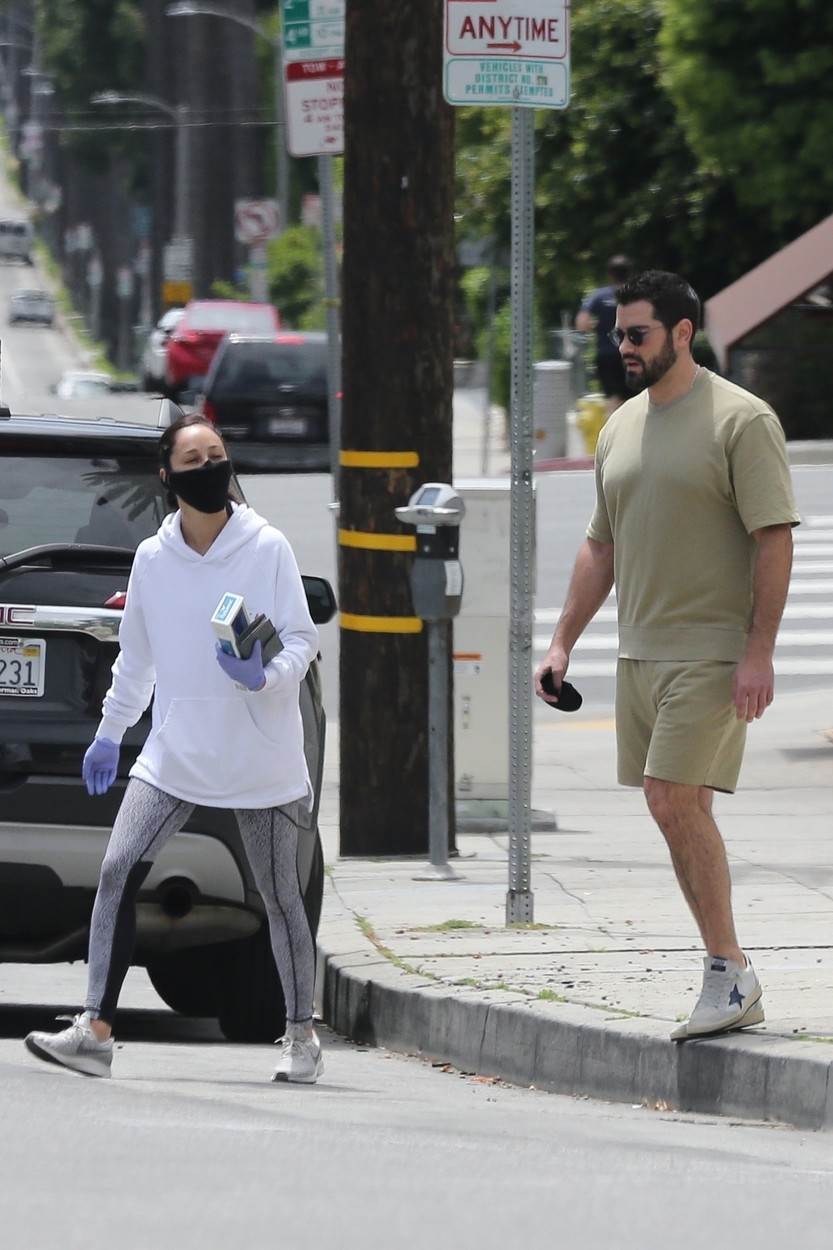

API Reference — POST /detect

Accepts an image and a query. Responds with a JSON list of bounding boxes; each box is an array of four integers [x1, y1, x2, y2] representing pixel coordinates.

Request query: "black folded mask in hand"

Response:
[[237, 614, 283, 665], [540, 670, 583, 712]]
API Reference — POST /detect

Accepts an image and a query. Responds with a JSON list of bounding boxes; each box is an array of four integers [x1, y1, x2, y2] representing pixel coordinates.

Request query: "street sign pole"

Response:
[[442, 0, 570, 926], [283, 0, 345, 498], [318, 154, 342, 493], [506, 106, 536, 924]]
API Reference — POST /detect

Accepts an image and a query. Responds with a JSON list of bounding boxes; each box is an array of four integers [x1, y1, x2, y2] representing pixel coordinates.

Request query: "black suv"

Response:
[[200, 332, 330, 471], [0, 409, 335, 1040]]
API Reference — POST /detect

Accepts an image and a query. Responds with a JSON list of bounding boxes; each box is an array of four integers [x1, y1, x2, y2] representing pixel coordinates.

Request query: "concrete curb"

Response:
[[318, 904, 833, 1131]]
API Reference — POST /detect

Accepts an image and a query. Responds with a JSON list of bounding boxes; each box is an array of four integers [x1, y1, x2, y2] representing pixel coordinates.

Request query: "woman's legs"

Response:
[[85, 778, 194, 1033], [234, 802, 316, 1028]]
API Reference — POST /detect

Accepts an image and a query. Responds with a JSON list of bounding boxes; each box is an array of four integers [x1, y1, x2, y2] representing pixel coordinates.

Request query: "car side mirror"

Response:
[[302, 575, 337, 625]]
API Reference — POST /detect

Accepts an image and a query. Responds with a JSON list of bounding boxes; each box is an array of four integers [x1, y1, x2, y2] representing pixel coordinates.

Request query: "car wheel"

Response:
[[146, 946, 221, 1017], [141, 373, 157, 393], [217, 830, 325, 1043]]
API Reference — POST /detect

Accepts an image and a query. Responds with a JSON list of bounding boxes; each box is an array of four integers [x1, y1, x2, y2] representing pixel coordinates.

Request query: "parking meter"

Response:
[[395, 483, 465, 622], [395, 484, 465, 877]]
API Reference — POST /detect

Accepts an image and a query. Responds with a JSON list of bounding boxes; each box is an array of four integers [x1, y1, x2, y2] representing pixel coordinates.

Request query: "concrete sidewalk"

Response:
[[316, 689, 833, 1129], [451, 386, 833, 476]]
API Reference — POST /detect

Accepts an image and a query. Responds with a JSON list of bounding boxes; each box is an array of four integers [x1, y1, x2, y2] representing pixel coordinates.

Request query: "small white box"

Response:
[[210, 592, 251, 657]]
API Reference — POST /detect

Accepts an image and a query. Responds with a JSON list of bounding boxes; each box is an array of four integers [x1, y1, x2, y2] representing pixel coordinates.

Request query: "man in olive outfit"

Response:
[[538, 270, 799, 1041]]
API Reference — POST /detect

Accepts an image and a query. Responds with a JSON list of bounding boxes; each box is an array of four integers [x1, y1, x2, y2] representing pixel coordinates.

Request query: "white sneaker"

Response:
[[25, 1012, 113, 1077], [272, 1025, 324, 1084], [671, 955, 764, 1042]]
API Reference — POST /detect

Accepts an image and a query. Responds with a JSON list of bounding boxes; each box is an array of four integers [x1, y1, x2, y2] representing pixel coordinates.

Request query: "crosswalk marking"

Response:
[[533, 514, 833, 681], [534, 631, 833, 651], [556, 658, 833, 677]]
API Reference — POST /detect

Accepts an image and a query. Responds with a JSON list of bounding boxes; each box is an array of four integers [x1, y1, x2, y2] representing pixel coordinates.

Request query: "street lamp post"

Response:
[[90, 90, 190, 240], [165, 1, 288, 236]]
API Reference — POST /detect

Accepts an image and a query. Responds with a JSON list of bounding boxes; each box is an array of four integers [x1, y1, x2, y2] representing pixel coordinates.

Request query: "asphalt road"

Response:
[[3, 964, 833, 1250]]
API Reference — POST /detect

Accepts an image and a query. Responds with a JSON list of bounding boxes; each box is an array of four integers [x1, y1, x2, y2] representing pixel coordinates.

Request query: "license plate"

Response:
[[0, 637, 46, 698], [269, 417, 307, 436]]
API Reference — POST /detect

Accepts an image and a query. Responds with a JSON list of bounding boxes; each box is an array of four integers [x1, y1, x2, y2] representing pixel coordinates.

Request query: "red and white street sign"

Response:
[[284, 58, 344, 158], [234, 199, 280, 245], [444, 0, 570, 108], [445, 0, 567, 60]]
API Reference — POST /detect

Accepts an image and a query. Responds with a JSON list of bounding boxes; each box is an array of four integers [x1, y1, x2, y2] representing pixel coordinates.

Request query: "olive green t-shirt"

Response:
[[587, 369, 800, 661]]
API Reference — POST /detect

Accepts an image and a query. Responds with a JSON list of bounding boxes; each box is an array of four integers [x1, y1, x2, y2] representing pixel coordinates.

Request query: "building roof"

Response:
[[704, 213, 833, 369]]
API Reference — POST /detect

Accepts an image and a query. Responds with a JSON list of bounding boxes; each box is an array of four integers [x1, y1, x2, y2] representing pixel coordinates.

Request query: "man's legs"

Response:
[[643, 776, 743, 964]]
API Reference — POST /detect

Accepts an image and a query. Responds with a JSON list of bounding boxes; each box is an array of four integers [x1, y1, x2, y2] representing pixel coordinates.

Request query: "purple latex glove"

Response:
[[82, 736, 119, 797], [215, 638, 266, 692]]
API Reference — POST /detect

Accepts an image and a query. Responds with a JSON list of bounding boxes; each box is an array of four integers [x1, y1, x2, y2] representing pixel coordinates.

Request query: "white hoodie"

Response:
[[98, 504, 319, 809]]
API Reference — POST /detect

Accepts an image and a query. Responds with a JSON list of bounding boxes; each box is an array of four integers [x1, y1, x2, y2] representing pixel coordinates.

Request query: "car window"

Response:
[[0, 454, 167, 556], [187, 304, 275, 334], [212, 342, 327, 395]]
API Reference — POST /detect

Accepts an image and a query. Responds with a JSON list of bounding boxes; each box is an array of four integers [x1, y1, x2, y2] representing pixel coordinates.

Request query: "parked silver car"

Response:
[[8, 288, 54, 326], [140, 307, 185, 391]]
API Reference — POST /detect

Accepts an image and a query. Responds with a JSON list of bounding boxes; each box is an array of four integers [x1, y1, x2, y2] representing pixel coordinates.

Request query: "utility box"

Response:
[[533, 360, 572, 460], [452, 480, 514, 817]]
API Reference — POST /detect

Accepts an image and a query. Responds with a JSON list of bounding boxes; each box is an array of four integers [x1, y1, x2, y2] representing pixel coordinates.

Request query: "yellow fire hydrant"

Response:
[[575, 393, 608, 455]]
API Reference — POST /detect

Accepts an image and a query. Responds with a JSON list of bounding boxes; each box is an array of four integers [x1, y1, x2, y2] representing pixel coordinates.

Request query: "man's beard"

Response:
[[624, 332, 677, 392]]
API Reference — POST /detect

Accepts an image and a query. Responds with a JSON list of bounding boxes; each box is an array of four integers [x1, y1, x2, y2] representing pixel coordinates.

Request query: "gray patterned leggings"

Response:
[[85, 778, 315, 1026]]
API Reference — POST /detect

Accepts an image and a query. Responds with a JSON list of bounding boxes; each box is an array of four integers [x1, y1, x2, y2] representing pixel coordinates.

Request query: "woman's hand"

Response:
[[82, 737, 120, 796], [215, 639, 267, 692]]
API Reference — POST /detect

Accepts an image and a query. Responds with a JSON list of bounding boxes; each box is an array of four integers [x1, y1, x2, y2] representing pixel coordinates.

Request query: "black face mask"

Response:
[[166, 459, 232, 514]]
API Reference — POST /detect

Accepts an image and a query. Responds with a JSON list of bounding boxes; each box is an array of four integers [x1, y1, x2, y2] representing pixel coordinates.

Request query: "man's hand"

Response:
[[732, 646, 774, 722], [535, 646, 569, 705]]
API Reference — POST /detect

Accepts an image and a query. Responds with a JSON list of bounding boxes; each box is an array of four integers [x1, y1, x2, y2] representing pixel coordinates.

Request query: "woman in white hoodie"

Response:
[[25, 413, 323, 1083]]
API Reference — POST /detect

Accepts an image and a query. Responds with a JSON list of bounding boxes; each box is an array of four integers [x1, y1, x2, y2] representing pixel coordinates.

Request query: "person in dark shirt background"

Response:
[[576, 255, 633, 417]]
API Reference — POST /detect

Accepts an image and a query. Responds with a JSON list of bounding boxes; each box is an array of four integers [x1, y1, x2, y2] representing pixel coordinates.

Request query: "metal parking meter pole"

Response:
[[427, 620, 450, 869], [318, 154, 342, 494], [506, 106, 536, 925], [395, 485, 466, 880]]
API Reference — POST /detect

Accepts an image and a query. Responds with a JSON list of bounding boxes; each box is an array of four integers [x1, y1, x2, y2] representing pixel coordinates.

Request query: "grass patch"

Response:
[[507, 922, 558, 931], [537, 988, 568, 1003], [416, 919, 483, 933], [355, 914, 426, 978]]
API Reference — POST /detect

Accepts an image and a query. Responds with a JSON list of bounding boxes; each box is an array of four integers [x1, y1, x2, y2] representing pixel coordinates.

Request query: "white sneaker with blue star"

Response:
[[672, 955, 764, 1042]]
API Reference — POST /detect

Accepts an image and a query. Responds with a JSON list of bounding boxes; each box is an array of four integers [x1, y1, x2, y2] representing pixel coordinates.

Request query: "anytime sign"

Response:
[[443, 0, 570, 108]]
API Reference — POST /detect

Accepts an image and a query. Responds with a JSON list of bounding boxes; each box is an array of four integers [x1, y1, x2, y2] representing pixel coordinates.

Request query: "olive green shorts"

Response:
[[615, 658, 747, 794]]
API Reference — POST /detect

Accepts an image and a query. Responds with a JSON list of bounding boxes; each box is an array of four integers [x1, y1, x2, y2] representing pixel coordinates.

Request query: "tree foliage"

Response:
[[266, 224, 325, 329], [660, 0, 833, 235], [456, 0, 790, 327], [34, 0, 145, 170]]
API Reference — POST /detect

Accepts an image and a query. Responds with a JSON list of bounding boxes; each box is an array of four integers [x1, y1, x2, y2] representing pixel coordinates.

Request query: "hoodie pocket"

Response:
[[149, 697, 293, 801]]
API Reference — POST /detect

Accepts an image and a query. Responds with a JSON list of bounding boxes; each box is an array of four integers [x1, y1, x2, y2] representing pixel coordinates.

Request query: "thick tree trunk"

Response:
[[339, 0, 456, 856]]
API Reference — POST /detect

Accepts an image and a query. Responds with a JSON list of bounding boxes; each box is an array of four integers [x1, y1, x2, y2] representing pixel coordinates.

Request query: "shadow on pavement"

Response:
[[0, 1003, 225, 1044]]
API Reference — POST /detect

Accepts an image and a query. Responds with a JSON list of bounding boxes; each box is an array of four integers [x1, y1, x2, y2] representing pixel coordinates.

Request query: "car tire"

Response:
[[217, 830, 325, 1043], [146, 946, 221, 1018], [141, 373, 157, 393]]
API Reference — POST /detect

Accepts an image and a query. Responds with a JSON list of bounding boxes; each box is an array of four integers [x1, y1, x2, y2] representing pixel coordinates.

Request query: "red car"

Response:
[[165, 300, 280, 397]]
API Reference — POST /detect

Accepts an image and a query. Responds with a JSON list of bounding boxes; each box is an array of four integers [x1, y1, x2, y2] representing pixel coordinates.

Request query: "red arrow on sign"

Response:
[[487, 40, 522, 51]]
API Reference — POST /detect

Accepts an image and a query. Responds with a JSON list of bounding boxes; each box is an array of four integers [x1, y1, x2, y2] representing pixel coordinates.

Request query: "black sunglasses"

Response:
[[608, 324, 663, 349]]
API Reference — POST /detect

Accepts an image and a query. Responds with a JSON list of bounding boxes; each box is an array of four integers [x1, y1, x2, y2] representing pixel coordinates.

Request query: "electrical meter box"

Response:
[[453, 479, 532, 814]]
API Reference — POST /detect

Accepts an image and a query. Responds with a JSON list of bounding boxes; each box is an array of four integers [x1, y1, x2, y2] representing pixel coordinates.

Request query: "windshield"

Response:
[[0, 454, 167, 557], [187, 304, 275, 334], [212, 341, 327, 397]]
